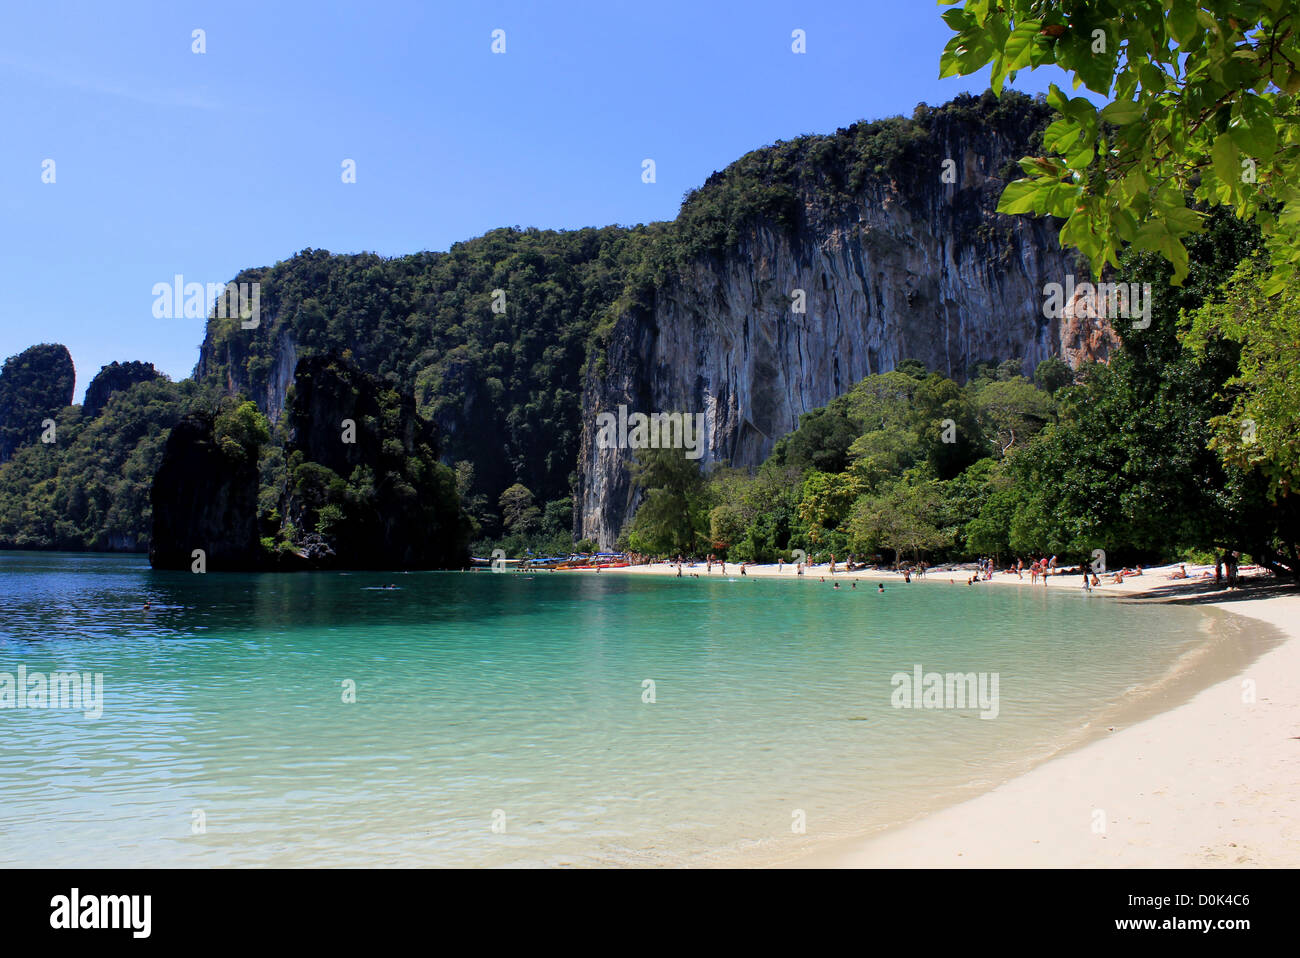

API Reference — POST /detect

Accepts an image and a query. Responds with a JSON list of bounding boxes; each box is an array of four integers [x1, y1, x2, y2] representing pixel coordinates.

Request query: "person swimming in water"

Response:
[[877, 583, 884, 593]]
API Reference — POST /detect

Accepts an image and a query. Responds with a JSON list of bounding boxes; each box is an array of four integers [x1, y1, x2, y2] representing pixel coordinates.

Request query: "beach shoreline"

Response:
[[568, 559, 1300, 866]]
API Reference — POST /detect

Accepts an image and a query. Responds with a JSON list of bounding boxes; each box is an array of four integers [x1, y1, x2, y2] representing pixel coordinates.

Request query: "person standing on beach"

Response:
[[1082, 569, 1091, 591]]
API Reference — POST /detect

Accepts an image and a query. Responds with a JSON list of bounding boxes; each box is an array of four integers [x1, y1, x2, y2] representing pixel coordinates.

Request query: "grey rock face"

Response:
[[198, 323, 297, 424], [577, 135, 1102, 546]]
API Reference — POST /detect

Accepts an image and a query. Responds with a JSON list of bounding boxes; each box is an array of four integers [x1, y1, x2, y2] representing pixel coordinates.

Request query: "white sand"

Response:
[[589, 559, 1300, 866]]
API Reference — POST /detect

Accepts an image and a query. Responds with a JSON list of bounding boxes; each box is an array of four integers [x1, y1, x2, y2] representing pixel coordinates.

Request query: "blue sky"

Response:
[[1, 1, 1079, 400]]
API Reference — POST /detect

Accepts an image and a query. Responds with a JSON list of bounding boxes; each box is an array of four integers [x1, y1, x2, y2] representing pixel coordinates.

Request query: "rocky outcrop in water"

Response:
[[150, 355, 471, 571], [0, 344, 75, 462], [149, 414, 262, 571], [279, 354, 470, 569]]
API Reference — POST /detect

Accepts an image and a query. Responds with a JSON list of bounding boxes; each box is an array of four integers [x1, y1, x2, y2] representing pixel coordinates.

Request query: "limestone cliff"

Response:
[[188, 93, 1115, 548], [279, 354, 470, 569], [576, 94, 1108, 545]]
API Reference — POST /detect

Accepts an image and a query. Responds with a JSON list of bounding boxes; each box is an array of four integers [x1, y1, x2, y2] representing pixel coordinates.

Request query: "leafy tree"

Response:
[[626, 446, 708, 555], [941, 0, 1300, 287], [1034, 355, 1075, 393], [848, 477, 951, 564], [499, 483, 540, 536], [913, 373, 985, 478], [797, 471, 865, 545], [895, 358, 930, 380], [773, 406, 860, 473], [972, 377, 1054, 455], [1185, 257, 1300, 499], [213, 400, 270, 461]]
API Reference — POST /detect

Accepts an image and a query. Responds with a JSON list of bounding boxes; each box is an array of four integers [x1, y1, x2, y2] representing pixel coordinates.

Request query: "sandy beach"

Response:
[[585, 559, 1300, 866]]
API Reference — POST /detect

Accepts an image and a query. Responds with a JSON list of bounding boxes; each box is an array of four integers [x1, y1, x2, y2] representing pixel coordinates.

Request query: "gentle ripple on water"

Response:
[[0, 551, 1279, 867]]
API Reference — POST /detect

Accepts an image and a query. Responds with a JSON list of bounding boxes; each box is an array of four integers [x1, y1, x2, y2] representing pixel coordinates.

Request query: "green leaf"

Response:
[[1233, 94, 1277, 157], [1212, 132, 1241, 189], [1003, 19, 1042, 71], [1043, 117, 1083, 153], [997, 179, 1044, 215], [941, 8, 973, 31], [1167, 1, 1201, 48], [1100, 99, 1143, 125]]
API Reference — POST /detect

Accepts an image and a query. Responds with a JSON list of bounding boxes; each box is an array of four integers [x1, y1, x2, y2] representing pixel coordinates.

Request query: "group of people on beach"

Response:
[[653, 552, 1242, 592]]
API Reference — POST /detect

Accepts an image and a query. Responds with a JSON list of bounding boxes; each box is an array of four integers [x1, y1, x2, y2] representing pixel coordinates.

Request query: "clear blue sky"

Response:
[[0, 0, 1078, 401]]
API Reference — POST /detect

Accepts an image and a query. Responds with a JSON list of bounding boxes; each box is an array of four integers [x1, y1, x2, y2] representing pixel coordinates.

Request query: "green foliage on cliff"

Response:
[[264, 354, 470, 569], [625, 364, 1059, 561], [0, 377, 199, 550], [0, 344, 76, 462], [635, 207, 1298, 576], [198, 227, 647, 535], [195, 92, 1058, 549]]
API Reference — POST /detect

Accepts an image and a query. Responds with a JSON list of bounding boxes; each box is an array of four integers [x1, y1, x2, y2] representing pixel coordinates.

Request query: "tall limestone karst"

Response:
[[150, 355, 470, 570], [0, 343, 75, 462], [188, 92, 1116, 547]]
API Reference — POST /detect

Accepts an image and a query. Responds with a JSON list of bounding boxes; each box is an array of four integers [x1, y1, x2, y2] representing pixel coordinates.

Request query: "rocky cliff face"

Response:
[[82, 361, 161, 419], [0, 343, 75, 462], [281, 354, 470, 569], [185, 93, 1116, 549], [197, 321, 298, 424], [576, 96, 1110, 546], [149, 414, 261, 571]]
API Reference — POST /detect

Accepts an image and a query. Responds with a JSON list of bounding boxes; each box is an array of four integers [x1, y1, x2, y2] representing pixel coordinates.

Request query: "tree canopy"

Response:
[[941, 0, 1300, 287]]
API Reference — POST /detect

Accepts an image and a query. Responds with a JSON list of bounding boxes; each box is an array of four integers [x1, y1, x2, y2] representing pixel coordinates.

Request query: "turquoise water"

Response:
[[0, 552, 1272, 867]]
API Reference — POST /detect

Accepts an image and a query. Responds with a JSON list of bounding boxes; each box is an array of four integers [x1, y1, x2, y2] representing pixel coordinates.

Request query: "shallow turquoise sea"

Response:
[[0, 552, 1272, 867]]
